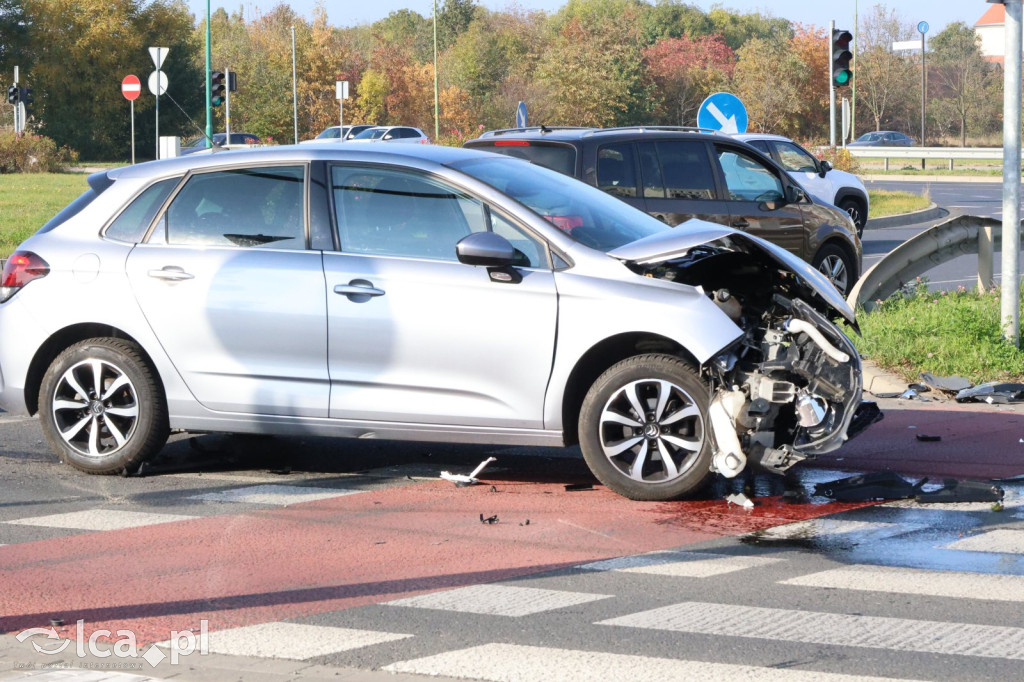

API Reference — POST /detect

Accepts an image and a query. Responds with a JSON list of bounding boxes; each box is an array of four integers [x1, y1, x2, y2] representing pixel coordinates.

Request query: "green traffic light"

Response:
[[835, 71, 851, 86]]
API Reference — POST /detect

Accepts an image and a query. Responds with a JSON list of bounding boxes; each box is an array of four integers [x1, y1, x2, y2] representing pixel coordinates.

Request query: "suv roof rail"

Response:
[[584, 126, 724, 136], [479, 126, 595, 137]]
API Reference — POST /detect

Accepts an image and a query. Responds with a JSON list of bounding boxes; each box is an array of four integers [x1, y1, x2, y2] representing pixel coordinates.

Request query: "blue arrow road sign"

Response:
[[516, 101, 528, 128], [697, 92, 748, 134]]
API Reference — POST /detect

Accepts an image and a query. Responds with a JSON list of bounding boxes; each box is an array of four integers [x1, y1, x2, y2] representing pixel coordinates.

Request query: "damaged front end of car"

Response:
[[612, 223, 882, 481]]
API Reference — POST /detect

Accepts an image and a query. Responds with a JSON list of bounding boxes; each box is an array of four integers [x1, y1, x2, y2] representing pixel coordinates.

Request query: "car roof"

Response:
[[474, 126, 733, 143], [733, 133, 793, 143], [105, 143, 499, 182]]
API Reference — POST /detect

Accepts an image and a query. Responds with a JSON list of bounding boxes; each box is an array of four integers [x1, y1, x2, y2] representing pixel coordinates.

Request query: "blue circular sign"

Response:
[[918, 21, 929, 34], [697, 92, 748, 134]]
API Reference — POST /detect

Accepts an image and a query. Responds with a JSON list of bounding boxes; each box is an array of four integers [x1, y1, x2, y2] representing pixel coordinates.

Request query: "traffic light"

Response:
[[7, 84, 17, 105], [211, 70, 225, 106], [19, 88, 33, 105], [832, 28, 853, 87], [228, 71, 237, 92]]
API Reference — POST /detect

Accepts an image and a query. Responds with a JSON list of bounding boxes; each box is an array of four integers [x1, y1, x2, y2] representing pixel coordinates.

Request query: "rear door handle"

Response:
[[334, 280, 385, 299], [731, 219, 750, 229], [148, 266, 194, 281]]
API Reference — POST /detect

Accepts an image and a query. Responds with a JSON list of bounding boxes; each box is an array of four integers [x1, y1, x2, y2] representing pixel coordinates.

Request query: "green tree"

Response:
[[731, 37, 806, 134], [639, 1, 714, 43], [437, 0, 479, 51], [929, 21, 996, 146], [708, 8, 792, 50], [0, 0, 29, 71], [856, 4, 917, 135]]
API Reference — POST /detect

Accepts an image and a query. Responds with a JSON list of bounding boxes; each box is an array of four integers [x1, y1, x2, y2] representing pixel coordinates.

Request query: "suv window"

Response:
[[655, 141, 716, 200], [465, 141, 577, 177], [771, 141, 818, 173], [596, 143, 637, 198], [716, 148, 785, 202], [162, 166, 306, 248], [105, 177, 180, 243], [637, 142, 665, 198]]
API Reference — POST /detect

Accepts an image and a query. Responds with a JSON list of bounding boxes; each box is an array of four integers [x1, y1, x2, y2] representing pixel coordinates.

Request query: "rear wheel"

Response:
[[579, 354, 713, 501], [38, 338, 168, 475], [838, 198, 866, 238], [813, 243, 854, 297]]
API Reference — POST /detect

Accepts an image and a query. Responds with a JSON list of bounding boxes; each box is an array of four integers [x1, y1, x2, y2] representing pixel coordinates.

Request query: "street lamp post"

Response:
[[918, 20, 928, 169], [433, 0, 440, 141], [205, 0, 211, 148]]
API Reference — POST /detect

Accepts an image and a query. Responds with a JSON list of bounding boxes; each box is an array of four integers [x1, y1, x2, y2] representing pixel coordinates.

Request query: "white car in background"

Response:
[[735, 133, 869, 237], [349, 126, 431, 144]]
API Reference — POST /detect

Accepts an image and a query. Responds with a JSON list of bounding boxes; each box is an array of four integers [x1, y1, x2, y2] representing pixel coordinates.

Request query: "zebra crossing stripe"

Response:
[[746, 519, 913, 541], [164, 622, 412, 659], [945, 529, 1024, 554], [781, 564, 1024, 602], [6, 509, 195, 531], [189, 484, 362, 506], [599, 602, 1024, 660], [384, 643, 927, 681], [578, 551, 783, 577], [385, 584, 611, 617]]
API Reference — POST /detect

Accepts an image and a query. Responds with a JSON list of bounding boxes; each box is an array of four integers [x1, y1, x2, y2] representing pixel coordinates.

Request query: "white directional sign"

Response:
[[697, 92, 748, 135], [147, 70, 167, 96], [336, 80, 349, 100], [148, 47, 169, 70]]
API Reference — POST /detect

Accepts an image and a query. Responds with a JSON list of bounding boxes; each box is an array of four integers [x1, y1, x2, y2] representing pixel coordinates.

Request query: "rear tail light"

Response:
[[420, 137, 430, 144], [0, 251, 50, 303], [547, 215, 584, 232]]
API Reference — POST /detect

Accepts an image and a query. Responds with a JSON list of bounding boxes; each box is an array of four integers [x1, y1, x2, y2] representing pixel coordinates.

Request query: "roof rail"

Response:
[[479, 126, 595, 137], [584, 126, 724, 136]]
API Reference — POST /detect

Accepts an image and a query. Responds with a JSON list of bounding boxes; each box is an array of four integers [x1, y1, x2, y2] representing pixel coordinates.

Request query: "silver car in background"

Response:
[[0, 144, 877, 501]]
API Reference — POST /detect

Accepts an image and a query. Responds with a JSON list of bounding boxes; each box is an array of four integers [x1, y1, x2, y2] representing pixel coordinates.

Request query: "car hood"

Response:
[[607, 219, 857, 326]]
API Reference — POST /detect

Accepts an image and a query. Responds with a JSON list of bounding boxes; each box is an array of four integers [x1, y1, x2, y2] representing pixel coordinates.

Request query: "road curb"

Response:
[[860, 359, 909, 396], [864, 202, 945, 230], [862, 174, 1002, 183]]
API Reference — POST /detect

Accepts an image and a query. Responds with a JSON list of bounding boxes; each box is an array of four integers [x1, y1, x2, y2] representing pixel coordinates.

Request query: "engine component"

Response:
[[709, 389, 747, 478], [784, 318, 850, 364]]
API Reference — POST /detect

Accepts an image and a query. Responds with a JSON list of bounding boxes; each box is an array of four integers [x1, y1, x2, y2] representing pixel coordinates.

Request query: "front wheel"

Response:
[[813, 243, 854, 297], [838, 198, 866, 238], [578, 354, 713, 501], [38, 338, 169, 474]]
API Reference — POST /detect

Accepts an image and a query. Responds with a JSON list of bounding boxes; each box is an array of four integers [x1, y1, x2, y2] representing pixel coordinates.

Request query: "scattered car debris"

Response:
[[489, 486, 498, 493], [916, 479, 1004, 504], [564, 483, 594, 491], [726, 492, 755, 509], [49, 618, 63, 627], [519, 519, 530, 526], [915, 434, 942, 442], [846, 401, 883, 440], [479, 514, 499, 524], [814, 471, 927, 501], [956, 382, 1024, 404], [440, 457, 497, 487], [919, 372, 972, 394], [269, 467, 292, 475]]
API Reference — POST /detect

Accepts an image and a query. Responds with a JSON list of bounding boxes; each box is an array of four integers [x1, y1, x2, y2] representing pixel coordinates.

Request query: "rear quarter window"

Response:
[[104, 177, 180, 243], [466, 141, 577, 177]]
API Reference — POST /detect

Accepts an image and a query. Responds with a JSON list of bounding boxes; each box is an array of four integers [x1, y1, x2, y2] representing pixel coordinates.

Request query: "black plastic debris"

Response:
[[49, 618, 63, 627], [919, 372, 972, 394], [479, 514, 499, 524], [846, 401, 884, 441], [956, 382, 1024, 404], [564, 483, 594, 491], [814, 471, 927, 501], [915, 434, 942, 442], [916, 479, 1004, 503]]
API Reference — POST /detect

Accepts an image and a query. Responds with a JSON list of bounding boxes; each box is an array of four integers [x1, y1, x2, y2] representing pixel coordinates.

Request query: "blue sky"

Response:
[[184, 1, 984, 32]]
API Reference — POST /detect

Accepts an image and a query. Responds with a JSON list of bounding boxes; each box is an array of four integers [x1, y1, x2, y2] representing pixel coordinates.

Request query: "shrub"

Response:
[[0, 126, 79, 173], [816, 145, 859, 173]]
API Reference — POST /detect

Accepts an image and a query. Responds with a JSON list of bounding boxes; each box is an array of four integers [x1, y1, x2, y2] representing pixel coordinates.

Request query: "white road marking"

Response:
[[882, 490, 1022, 512], [0, 672, 163, 681], [781, 564, 1024, 602], [189, 484, 362, 506], [7, 509, 195, 531], [599, 601, 1024, 659], [160, 622, 411, 660], [578, 551, 783, 577], [385, 643, 927, 681], [745, 519, 914, 541], [945, 529, 1024, 554], [385, 584, 611, 617]]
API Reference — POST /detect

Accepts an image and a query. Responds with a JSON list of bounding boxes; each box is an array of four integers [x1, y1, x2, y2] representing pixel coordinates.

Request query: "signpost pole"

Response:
[[130, 100, 135, 165], [1002, 0, 1023, 344]]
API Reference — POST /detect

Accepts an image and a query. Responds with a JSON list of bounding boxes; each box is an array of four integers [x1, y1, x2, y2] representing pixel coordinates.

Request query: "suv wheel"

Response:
[[579, 354, 712, 501], [813, 244, 853, 297], [838, 198, 865, 238], [39, 338, 168, 474]]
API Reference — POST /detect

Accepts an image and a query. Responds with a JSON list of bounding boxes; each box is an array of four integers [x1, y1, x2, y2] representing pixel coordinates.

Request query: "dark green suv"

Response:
[[466, 126, 861, 295]]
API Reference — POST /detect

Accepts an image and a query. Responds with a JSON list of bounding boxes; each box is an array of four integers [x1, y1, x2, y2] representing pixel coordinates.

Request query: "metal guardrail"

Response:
[[847, 214, 1010, 310], [844, 146, 1003, 171]]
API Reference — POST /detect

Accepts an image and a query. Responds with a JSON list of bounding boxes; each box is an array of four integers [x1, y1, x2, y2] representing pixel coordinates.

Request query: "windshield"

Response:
[[857, 133, 882, 142], [317, 127, 342, 139], [354, 128, 388, 140], [450, 156, 670, 252]]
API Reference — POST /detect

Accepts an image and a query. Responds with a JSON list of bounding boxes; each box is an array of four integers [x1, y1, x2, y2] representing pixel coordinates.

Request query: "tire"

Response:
[[838, 197, 866, 238], [38, 338, 168, 475], [812, 243, 854, 297], [578, 354, 713, 501]]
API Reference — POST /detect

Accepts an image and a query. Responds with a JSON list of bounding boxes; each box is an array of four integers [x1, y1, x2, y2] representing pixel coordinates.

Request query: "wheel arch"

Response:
[[834, 188, 869, 216], [25, 324, 162, 416], [814, 237, 861, 284], [559, 332, 700, 447]]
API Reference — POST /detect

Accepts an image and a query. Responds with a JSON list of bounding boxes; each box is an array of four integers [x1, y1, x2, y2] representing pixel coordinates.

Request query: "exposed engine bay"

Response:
[[628, 236, 881, 479]]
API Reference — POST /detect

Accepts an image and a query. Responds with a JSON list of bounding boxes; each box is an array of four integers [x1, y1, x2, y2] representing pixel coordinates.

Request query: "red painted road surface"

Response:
[[0, 479, 867, 644]]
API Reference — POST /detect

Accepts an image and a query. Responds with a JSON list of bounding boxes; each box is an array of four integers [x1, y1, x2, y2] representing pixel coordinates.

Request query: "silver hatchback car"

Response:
[[0, 144, 877, 501]]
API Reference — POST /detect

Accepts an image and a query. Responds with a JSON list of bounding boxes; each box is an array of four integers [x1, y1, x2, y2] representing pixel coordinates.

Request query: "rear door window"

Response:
[[104, 177, 180, 243], [770, 141, 818, 173], [596, 143, 637, 198], [655, 141, 717, 200]]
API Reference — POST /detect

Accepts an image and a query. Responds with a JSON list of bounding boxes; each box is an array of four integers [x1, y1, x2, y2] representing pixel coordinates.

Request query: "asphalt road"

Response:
[[863, 178, 1007, 291]]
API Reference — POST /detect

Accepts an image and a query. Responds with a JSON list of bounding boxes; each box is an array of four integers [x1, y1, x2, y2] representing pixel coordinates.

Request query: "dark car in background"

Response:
[[848, 131, 915, 147], [466, 126, 861, 295]]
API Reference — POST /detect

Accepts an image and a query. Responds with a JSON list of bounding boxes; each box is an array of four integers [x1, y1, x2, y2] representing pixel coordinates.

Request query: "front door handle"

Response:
[[731, 218, 750, 229], [148, 266, 194, 281], [334, 280, 385, 300]]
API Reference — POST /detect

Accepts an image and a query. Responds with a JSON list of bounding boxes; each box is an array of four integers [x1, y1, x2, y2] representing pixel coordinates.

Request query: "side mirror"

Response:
[[819, 160, 832, 178], [383, 134, 393, 140], [457, 232, 516, 267], [786, 185, 808, 204]]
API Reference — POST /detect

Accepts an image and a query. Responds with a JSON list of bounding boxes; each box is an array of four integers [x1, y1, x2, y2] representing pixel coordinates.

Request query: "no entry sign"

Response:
[[121, 75, 141, 101]]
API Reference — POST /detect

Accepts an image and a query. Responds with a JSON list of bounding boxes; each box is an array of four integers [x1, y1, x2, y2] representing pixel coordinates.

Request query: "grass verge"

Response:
[[867, 189, 931, 218], [848, 279, 1024, 384], [0, 173, 88, 258]]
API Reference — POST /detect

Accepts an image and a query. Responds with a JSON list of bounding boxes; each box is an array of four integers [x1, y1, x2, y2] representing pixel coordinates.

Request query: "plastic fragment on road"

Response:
[[919, 372, 972, 394], [440, 456, 497, 487], [814, 471, 927, 501], [479, 513, 499, 524], [915, 434, 942, 442], [726, 493, 755, 509], [916, 479, 1004, 504], [956, 382, 1024, 404], [564, 483, 594, 491]]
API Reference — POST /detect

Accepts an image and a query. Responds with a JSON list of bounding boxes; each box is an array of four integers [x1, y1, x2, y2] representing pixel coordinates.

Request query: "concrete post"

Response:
[[1002, 0, 1022, 344]]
